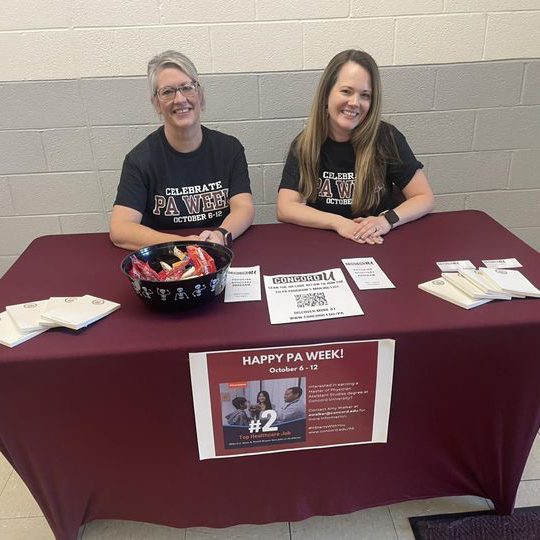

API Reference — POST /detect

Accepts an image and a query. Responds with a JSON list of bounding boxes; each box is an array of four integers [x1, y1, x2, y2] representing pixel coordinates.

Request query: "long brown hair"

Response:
[[294, 49, 396, 215]]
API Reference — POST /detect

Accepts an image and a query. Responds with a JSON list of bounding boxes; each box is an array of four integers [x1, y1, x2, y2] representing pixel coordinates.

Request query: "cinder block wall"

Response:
[[1, 2, 539, 276]]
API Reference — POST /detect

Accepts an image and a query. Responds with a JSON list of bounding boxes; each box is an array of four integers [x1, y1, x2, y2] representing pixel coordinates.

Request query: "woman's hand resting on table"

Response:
[[334, 216, 384, 245], [352, 215, 391, 243], [198, 230, 225, 245], [277, 189, 386, 245]]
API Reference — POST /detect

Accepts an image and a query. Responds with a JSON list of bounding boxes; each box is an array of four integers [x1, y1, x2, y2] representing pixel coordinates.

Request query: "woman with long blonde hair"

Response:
[[277, 50, 434, 244]]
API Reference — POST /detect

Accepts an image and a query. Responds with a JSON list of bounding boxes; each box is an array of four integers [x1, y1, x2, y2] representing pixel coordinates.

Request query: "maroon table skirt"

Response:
[[1, 210, 540, 540]]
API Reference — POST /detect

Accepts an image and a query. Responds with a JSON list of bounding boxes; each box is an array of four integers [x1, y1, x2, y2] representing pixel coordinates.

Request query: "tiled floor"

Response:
[[1, 433, 539, 539]]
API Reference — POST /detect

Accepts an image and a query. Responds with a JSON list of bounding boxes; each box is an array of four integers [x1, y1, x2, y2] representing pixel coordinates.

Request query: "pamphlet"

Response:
[[189, 339, 395, 459], [342, 257, 395, 290], [224, 266, 261, 303], [263, 268, 363, 325]]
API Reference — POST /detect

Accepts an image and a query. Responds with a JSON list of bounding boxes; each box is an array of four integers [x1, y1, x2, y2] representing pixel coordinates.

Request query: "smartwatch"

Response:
[[382, 209, 399, 228], [216, 227, 233, 248]]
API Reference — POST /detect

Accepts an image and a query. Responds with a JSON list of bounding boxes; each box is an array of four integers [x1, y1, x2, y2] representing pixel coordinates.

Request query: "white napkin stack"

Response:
[[441, 272, 508, 300], [459, 269, 522, 298], [478, 268, 540, 298], [0, 311, 49, 348], [419, 267, 540, 309], [6, 299, 51, 332], [1, 295, 120, 347], [38, 297, 78, 327], [418, 278, 493, 309], [40, 295, 120, 330]]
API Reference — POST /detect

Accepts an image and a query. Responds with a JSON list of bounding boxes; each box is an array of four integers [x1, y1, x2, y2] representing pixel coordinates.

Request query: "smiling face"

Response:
[[327, 61, 372, 142], [153, 66, 202, 135]]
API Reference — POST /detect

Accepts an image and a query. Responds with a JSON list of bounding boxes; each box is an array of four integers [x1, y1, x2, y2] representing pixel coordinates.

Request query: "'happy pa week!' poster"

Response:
[[189, 339, 394, 460]]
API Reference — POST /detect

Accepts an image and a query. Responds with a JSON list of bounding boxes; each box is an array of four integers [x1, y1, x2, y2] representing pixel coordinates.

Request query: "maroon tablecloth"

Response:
[[1, 210, 540, 540]]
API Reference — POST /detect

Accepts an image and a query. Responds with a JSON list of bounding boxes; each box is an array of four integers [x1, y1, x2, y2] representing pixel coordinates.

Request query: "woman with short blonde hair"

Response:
[[110, 50, 254, 251]]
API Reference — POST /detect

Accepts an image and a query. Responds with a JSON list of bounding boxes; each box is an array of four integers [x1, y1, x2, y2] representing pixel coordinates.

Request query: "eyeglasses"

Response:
[[155, 82, 200, 102]]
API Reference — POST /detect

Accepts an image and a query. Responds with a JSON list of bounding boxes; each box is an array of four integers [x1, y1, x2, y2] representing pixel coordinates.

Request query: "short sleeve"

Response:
[[279, 146, 301, 192], [228, 144, 252, 198], [114, 154, 148, 213], [386, 127, 424, 190]]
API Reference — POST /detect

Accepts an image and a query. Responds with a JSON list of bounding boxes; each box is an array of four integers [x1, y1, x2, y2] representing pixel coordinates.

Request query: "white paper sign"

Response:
[[189, 339, 395, 460], [224, 266, 261, 303], [342, 257, 395, 290], [482, 258, 522, 269], [436, 260, 475, 272], [263, 268, 363, 325]]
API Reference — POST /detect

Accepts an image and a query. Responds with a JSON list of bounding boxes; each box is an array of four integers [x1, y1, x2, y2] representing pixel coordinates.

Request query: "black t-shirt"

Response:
[[114, 126, 251, 229], [279, 123, 423, 218]]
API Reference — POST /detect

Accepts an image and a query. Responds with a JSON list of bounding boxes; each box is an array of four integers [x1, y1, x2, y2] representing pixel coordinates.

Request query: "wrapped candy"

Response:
[[128, 245, 216, 282], [186, 245, 217, 275], [128, 255, 160, 281]]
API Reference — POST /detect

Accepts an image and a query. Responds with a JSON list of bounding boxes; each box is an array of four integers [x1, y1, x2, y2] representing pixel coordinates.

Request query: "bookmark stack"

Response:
[[419, 268, 540, 309], [0, 295, 120, 348]]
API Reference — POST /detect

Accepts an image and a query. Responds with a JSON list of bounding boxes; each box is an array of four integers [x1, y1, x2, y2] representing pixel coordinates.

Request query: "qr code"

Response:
[[294, 292, 328, 309]]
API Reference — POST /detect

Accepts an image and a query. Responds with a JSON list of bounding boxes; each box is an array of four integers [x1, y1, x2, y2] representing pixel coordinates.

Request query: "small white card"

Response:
[[342, 257, 395, 290], [436, 260, 475, 272], [0, 311, 48, 348], [482, 258, 522, 269], [41, 295, 120, 330], [263, 268, 363, 325], [224, 266, 261, 303], [6, 299, 49, 332]]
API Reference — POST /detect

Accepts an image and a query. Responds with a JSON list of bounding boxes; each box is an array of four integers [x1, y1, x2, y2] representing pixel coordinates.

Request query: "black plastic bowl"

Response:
[[120, 241, 233, 310]]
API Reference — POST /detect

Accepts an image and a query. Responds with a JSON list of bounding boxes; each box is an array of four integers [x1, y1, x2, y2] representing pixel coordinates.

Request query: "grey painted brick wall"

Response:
[[0, 59, 539, 278]]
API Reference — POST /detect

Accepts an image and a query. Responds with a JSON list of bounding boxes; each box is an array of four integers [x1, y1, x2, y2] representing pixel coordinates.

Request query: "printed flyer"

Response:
[[224, 265, 261, 303], [189, 339, 395, 460], [263, 268, 363, 324]]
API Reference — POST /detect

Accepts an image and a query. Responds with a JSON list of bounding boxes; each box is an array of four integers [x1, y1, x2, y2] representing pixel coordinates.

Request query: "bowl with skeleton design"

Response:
[[120, 240, 233, 310]]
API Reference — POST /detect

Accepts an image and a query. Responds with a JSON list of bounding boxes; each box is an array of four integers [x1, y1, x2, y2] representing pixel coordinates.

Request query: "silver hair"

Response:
[[147, 50, 205, 107]]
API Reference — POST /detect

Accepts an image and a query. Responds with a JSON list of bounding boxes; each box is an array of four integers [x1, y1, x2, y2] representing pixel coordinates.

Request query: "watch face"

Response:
[[217, 228, 232, 248], [385, 210, 399, 226]]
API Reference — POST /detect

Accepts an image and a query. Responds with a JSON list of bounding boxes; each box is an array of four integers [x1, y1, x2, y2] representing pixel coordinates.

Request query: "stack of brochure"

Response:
[[0, 295, 120, 348], [419, 268, 540, 309]]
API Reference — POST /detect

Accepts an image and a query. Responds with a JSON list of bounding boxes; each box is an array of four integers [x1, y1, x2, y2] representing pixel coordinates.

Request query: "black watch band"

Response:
[[216, 227, 233, 248], [382, 209, 399, 228]]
